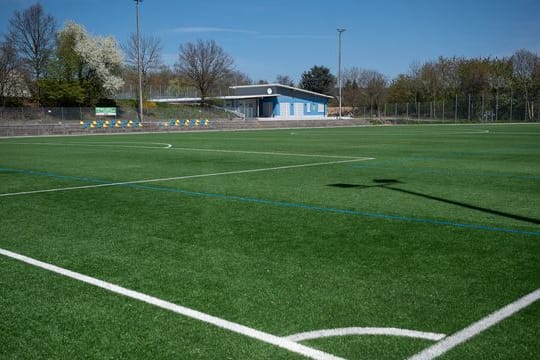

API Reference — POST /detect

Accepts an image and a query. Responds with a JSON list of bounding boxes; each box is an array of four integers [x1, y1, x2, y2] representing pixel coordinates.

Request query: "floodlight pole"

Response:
[[337, 28, 346, 120], [135, 0, 144, 122]]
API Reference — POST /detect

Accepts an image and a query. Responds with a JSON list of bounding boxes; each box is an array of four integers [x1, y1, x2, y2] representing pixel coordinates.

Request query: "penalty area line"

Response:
[[408, 288, 540, 360], [0, 247, 344, 360], [0, 157, 374, 198], [169, 146, 366, 159]]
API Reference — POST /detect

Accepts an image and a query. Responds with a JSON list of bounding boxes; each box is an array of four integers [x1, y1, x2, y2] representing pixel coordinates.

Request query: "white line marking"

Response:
[[169, 147, 365, 159], [452, 130, 490, 134], [0, 248, 344, 360], [0, 140, 370, 159], [408, 288, 540, 360], [285, 327, 446, 342], [0, 141, 173, 149], [0, 158, 374, 198]]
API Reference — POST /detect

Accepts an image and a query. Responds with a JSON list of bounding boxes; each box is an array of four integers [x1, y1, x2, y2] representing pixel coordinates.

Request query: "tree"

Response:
[[512, 49, 539, 120], [299, 65, 335, 95], [175, 39, 234, 105], [40, 21, 124, 106], [419, 61, 441, 101], [123, 33, 163, 97], [361, 70, 387, 116], [147, 65, 175, 97], [225, 70, 252, 86], [457, 58, 492, 96], [512, 49, 538, 82], [343, 79, 361, 109], [275, 74, 295, 87], [214, 70, 252, 96], [342, 66, 367, 107], [7, 2, 56, 99], [0, 40, 25, 103], [437, 56, 461, 99], [387, 74, 416, 103], [75, 25, 124, 97]]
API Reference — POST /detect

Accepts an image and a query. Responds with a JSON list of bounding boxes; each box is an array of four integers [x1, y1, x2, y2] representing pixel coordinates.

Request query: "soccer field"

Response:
[[1, 124, 539, 359]]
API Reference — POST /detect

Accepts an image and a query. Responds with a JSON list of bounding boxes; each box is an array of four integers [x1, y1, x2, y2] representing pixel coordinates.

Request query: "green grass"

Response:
[[0, 124, 539, 359]]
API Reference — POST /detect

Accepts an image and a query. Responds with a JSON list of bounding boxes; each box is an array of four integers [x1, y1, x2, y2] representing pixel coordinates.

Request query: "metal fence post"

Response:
[[455, 94, 458, 123], [495, 89, 499, 122], [510, 89, 513, 121], [406, 103, 409, 119], [442, 100, 445, 122], [525, 93, 528, 121], [468, 94, 471, 121], [481, 93, 485, 122]]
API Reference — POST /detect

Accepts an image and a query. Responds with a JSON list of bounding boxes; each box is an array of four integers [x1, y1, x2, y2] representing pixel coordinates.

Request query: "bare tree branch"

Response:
[[123, 33, 163, 95], [175, 39, 233, 105], [7, 3, 56, 86], [0, 40, 26, 101]]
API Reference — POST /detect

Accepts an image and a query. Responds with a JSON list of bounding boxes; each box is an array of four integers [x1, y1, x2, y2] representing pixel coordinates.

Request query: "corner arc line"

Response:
[[285, 327, 446, 342]]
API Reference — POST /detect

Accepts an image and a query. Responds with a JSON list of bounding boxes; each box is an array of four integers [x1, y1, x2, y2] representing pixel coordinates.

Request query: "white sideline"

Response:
[[408, 288, 540, 360], [169, 147, 366, 159], [1, 140, 368, 159], [0, 157, 373, 198], [0, 248, 344, 360], [286, 327, 446, 342], [0, 141, 173, 149]]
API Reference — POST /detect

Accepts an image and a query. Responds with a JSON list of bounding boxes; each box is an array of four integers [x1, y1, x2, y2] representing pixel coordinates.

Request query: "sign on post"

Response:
[[95, 107, 117, 116]]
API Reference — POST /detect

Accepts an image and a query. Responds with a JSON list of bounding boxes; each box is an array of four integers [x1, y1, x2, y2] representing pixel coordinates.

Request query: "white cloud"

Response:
[[258, 34, 334, 40], [165, 27, 333, 41], [167, 27, 257, 34]]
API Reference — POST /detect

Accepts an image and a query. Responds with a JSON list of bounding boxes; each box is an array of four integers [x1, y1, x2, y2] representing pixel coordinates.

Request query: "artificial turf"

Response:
[[0, 123, 539, 359]]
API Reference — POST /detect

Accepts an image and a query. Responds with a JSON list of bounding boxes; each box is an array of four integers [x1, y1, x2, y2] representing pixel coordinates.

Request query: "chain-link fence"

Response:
[[0, 105, 236, 124], [351, 92, 539, 123], [2, 91, 538, 124], [0, 107, 96, 124]]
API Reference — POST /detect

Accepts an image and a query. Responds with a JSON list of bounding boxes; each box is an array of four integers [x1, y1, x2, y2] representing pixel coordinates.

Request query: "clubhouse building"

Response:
[[223, 84, 332, 119]]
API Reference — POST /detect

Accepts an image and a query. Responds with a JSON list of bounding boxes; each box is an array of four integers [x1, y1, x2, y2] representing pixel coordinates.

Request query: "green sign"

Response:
[[95, 107, 117, 116]]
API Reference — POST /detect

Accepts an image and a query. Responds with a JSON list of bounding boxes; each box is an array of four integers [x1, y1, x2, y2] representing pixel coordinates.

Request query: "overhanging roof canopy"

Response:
[[230, 83, 334, 99]]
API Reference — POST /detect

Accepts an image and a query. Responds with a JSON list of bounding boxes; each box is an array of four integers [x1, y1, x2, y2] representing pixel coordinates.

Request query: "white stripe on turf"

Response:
[[408, 288, 540, 360], [0, 141, 369, 159], [0, 248, 344, 360], [169, 147, 369, 159], [286, 327, 446, 342], [0, 141, 173, 149], [0, 158, 373, 198]]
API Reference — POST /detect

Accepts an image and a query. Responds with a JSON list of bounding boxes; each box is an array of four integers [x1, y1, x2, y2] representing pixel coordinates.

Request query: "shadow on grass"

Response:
[[327, 179, 540, 225]]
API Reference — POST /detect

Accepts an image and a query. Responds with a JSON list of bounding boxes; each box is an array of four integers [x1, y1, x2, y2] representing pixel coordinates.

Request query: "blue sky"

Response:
[[1, 0, 539, 84]]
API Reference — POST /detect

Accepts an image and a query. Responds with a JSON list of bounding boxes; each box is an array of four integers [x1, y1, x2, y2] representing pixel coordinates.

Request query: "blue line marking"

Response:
[[1, 166, 539, 237], [0, 167, 110, 184], [350, 164, 540, 180]]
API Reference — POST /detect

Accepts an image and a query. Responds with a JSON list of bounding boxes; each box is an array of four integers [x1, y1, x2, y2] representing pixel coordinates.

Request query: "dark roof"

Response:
[[230, 83, 334, 99]]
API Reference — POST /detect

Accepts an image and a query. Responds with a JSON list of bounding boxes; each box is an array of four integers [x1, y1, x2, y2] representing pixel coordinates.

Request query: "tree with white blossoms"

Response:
[[74, 23, 124, 96], [40, 21, 123, 105]]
